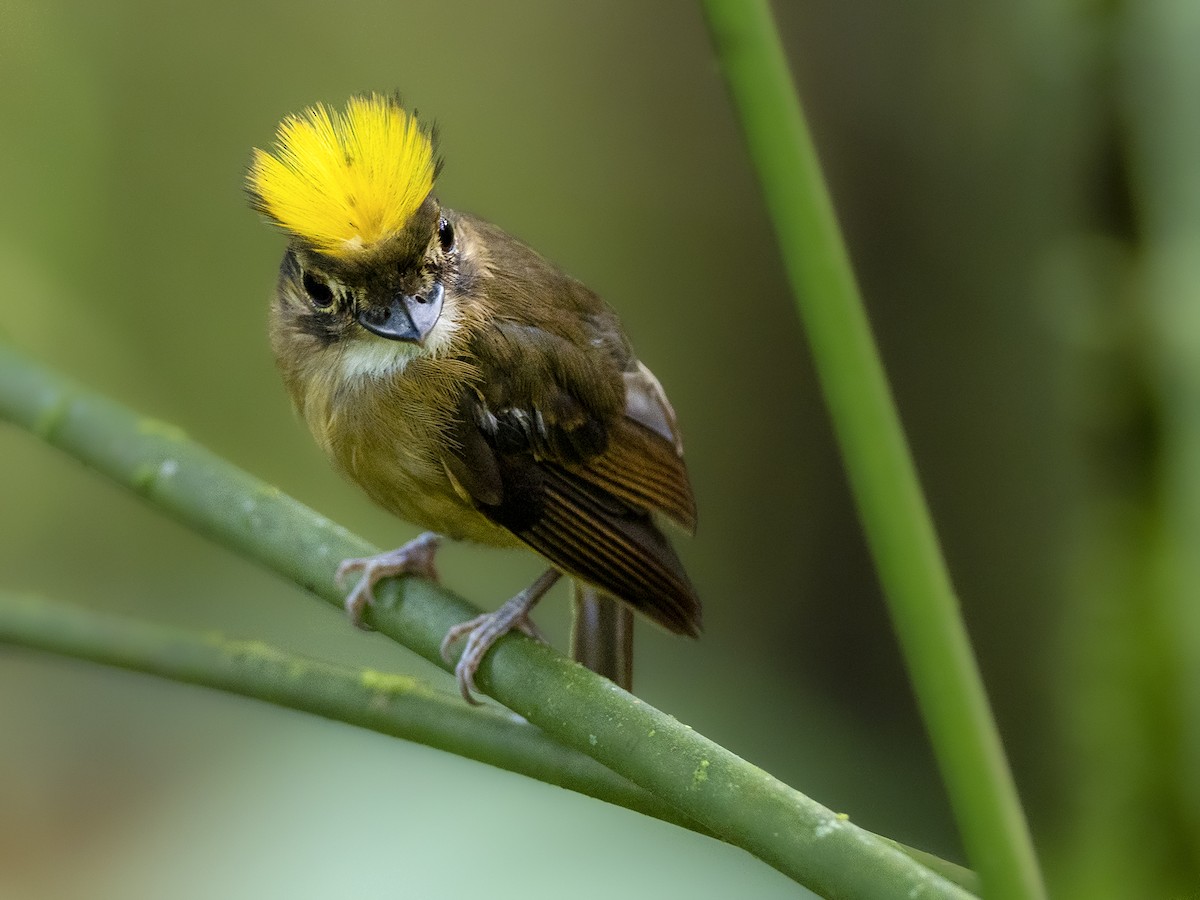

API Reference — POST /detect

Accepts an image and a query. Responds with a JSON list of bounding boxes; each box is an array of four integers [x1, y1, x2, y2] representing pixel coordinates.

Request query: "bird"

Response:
[[247, 92, 699, 703]]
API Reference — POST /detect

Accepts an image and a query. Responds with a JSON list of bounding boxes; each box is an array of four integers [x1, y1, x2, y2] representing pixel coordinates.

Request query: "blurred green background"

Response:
[[2, 1, 1198, 897]]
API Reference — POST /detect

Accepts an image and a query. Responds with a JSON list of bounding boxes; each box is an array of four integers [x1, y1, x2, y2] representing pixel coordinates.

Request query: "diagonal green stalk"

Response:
[[0, 591, 698, 832], [0, 340, 975, 898], [698, 2, 1045, 897], [1121, 0, 1200, 874], [0, 591, 979, 893]]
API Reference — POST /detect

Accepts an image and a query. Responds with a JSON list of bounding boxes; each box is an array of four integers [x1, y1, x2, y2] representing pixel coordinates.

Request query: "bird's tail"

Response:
[[570, 582, 634, 691]]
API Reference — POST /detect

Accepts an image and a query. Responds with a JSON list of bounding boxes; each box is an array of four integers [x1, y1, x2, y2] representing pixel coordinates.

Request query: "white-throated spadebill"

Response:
[[248, 93, 699, 702]]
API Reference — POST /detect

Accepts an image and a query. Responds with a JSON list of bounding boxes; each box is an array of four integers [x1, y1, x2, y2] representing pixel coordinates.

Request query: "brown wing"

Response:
[[576, 361, 696, 533], [443, 320, 700, 636]]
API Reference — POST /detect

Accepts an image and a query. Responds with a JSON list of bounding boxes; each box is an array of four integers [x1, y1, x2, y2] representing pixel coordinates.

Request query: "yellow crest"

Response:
[[248, 94, 438, 259]]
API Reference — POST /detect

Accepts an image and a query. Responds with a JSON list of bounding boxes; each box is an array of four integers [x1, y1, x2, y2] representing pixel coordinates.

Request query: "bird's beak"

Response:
[[357, 281, 444, 345]]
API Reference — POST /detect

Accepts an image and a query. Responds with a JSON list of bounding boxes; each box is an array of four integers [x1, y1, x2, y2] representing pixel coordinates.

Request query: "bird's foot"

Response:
[[336, 532, 441, 629], [440, 569, 561, 705]]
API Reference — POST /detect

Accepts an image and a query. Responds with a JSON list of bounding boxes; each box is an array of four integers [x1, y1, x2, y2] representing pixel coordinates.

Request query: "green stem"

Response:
[[1120, 0, 1200, 881], [698, 2, 1045, 898], [0, 590, 979, 892], [0, 341, 976, 898], [0, 591, 696, 831]]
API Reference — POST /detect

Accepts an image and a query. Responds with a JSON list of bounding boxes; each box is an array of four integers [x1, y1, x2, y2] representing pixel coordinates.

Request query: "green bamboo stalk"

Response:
[[0, 590, 980, 893], [1120, 0, 1200, 882], [0, 340, 975, 899], [697, 2, 1045, 898], [0, 591, 696, 831]]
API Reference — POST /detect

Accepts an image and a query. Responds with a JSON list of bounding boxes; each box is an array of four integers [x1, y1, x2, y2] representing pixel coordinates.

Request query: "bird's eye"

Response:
[[302, 271, 335, 309], [437, 217, 455, 252]]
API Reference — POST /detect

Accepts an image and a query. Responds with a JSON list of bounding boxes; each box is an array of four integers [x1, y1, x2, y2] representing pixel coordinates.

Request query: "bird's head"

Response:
[[248, 93, 461, 382]]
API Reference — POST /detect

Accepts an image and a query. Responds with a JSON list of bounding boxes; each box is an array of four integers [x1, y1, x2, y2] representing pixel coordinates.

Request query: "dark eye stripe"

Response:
[[280, 250, 301, 279]]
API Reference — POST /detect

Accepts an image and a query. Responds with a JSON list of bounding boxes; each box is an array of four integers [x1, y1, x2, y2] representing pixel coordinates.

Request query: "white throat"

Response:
[[338, 296, 459, 382], [339, 339, 420, 381]]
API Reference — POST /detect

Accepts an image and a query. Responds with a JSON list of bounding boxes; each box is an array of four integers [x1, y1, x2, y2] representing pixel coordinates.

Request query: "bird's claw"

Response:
[[335, 532, 441, 629], [440, 610, 544, 705], [438, 570, 560, 705]]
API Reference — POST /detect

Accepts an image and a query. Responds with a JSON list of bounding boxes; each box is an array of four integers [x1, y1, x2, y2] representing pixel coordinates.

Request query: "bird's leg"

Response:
[[440, 568, 561, 705], [336, 531, 441, 629]]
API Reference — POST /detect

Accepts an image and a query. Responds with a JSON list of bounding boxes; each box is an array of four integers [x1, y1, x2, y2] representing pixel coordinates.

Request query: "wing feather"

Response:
[[445, 318, 700, 634]]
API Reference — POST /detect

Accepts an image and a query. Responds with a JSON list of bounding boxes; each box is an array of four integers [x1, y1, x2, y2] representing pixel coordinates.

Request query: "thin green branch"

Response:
[[0, 591, 696, 832], [0, 591, 979, 893], [1122, 0, 1200, 868], [697, 2, 1045, 898], [0, 341, 976, 898]]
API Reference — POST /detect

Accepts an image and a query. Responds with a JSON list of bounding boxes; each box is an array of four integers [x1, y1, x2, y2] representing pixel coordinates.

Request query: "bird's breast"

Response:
[[301, 355, 517, 547]]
